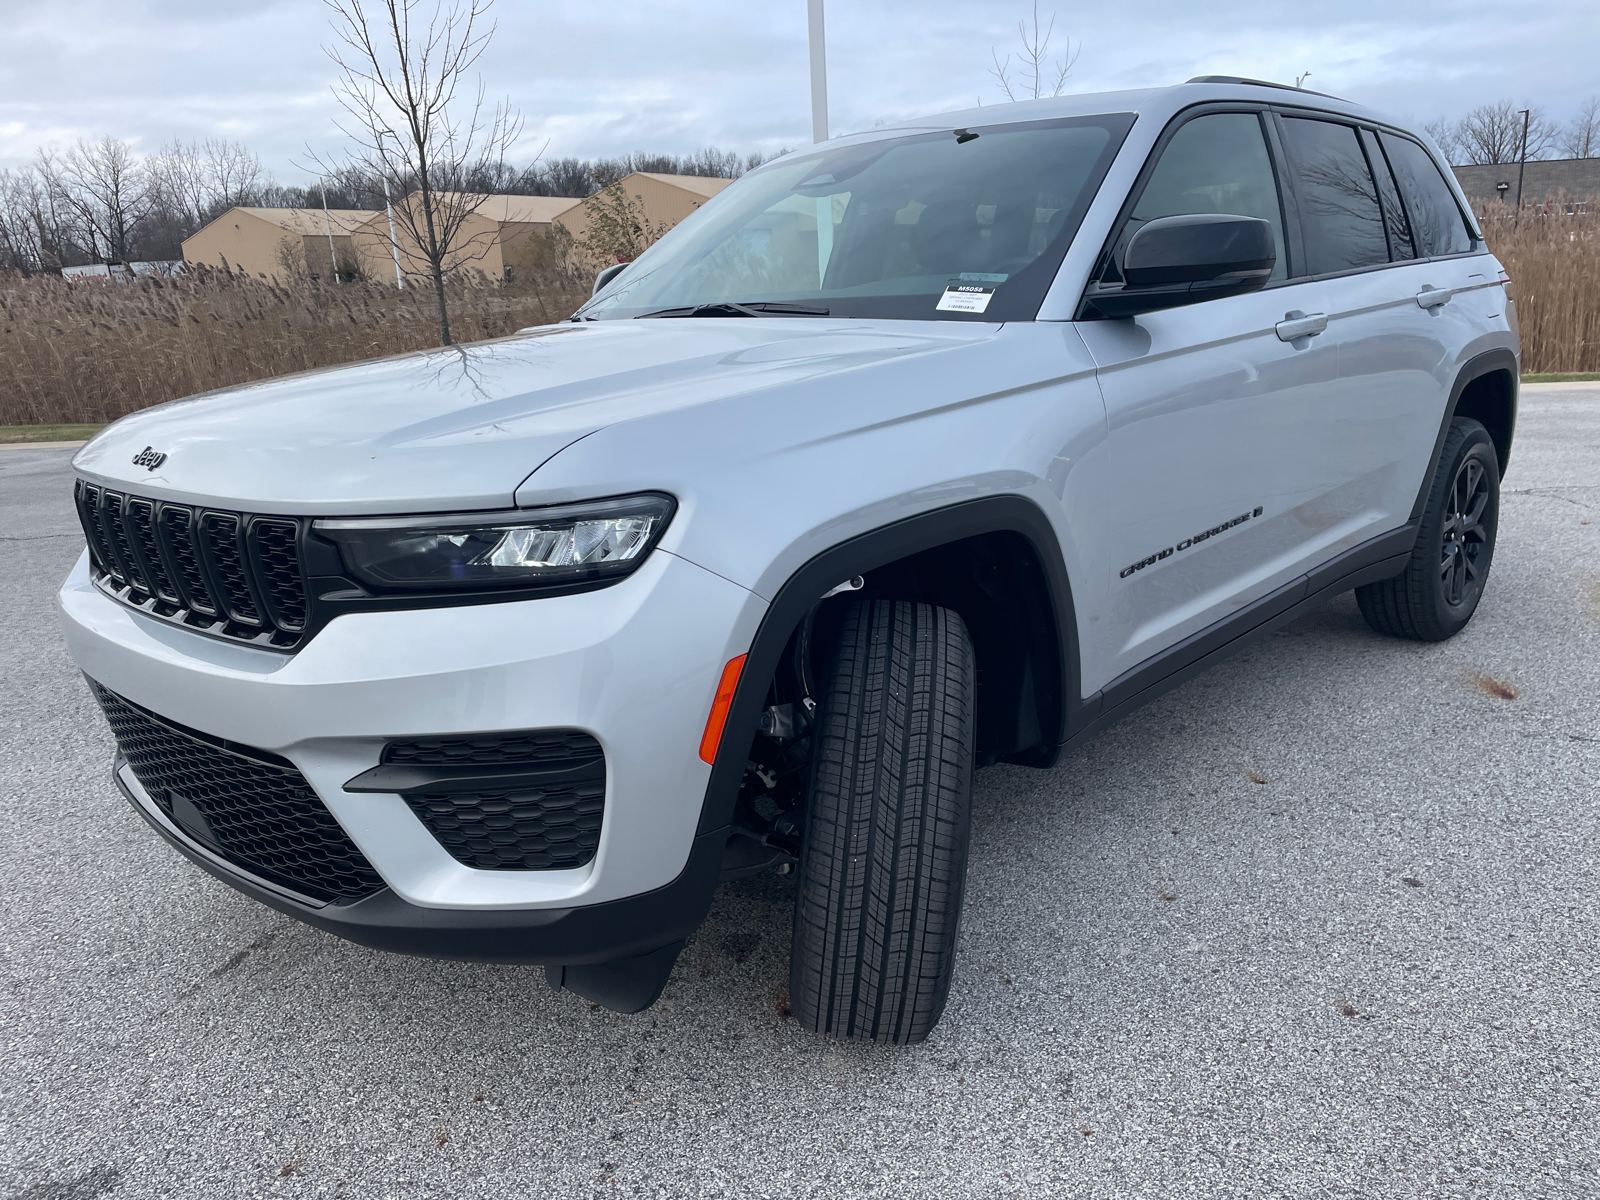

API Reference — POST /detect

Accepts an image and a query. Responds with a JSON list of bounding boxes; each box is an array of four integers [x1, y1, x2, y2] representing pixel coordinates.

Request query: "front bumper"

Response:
[[60, 547, 765, 954], [114, 755, 727, 964]]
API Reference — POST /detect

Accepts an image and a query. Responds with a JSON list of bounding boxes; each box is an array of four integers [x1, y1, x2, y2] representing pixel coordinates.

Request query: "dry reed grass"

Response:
[[1477, 205, 1600, 374], [0, 267, 588, 426], [2, 213, 1596, 427]]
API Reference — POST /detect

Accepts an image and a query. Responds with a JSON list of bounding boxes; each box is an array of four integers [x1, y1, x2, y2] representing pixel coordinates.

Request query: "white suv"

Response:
[[61, 78, 1517, 1044]]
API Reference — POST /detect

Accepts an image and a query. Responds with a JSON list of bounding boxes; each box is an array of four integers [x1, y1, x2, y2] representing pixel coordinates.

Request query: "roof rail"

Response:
[[1185, 75, 1345, 101]]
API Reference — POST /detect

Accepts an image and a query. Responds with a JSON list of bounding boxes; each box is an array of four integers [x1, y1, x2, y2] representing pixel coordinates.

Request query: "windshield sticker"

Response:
[[1119, 506, 1265, 580], [959, 272, 1009, 283], [936, 283, 996, 313]]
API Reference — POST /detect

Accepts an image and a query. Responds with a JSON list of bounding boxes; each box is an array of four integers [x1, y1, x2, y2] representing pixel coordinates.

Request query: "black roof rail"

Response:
[[1185, 75, 1346, 101]]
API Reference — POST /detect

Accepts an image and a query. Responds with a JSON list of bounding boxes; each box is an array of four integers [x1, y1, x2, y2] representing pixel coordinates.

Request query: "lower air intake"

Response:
[[90, 681, 385, 904]]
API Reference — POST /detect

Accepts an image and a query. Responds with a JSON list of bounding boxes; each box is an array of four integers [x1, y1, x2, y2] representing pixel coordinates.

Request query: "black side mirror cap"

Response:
[[1085, 213, 1275, 318], [593, 261, 631, 296]]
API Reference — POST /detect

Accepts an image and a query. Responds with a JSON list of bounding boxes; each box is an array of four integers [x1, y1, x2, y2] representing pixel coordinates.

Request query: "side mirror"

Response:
[[1087, 214, 1275, 318], [593, 261, 630, 295]]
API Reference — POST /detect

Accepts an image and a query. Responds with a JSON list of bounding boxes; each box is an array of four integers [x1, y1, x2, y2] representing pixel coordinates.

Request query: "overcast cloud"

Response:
[[2, 0, 1597, 179]]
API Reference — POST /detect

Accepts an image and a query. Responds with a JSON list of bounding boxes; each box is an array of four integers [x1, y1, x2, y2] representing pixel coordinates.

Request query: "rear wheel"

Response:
[[789, 599, 975, 1045], [1356, 416, 1500, 642]]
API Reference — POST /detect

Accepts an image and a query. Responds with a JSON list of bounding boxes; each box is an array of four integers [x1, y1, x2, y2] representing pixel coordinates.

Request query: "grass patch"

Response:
[[1521, 372, 1600, 383], [0, 423, 105, 444]]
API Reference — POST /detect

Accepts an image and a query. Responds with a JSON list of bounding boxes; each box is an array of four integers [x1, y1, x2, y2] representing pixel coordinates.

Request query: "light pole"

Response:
[[377, 131, 404, 289], [807, 0, 828, 144], [1513, 108, 1530, 226], [807, 0, 831, 286]]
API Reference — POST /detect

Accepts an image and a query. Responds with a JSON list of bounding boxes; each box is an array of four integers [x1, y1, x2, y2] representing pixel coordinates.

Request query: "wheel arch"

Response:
[[695, 495, 1079, 836], [1411, 348, 1519, 523]]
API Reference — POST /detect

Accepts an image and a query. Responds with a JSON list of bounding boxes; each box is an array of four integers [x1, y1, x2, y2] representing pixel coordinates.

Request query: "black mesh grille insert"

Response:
[[250, 520, 307, 630], [158, 505, 216, 615], [125, 499, 178, 604], [384, 731, 606, 870], [75, 483, 122, 583], [198, 512, 261, 625], [404, 784, 605, 871], [387, 730, 604, 768], [102, 491, 151, 594], [91, 682, 385, 904]]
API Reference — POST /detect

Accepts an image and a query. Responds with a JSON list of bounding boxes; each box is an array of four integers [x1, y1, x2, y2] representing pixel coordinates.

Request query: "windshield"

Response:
[[576, 113, 1134, 323]]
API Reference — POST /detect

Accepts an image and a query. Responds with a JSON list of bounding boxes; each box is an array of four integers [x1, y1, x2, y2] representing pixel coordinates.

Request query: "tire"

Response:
[[1356, 417, 1500, 642], [789, 599, 976, 1045]]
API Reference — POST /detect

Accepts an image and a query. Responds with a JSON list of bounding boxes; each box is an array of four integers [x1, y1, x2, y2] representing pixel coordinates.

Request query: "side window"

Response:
[[1360, 128, 1416, 261], [1280, 117, 1388, 274], [1118, 112, 1288, 282], [1379, 133, 1475, 257]]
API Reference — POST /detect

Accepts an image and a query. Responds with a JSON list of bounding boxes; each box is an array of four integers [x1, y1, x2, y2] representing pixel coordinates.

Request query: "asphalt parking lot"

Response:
[[2, 384, 1597, 1200]]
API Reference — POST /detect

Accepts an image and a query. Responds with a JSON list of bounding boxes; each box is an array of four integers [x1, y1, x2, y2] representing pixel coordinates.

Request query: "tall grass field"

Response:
[[1, 210, 1595, 429], [0, 269, 588, 427]]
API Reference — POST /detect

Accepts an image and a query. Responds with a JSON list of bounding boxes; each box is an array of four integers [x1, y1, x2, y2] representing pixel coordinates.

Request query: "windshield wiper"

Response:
[[635, 301, 831, 319]]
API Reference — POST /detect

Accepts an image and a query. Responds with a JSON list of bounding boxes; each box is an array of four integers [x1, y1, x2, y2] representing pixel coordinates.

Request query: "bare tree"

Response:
[[1561, 97, 1600, 159], [990, 3, 1078, 103], [1454, 101, 1557, 165], [321, 0, 523, 345], [47, 137, 154, 262], [1424, 117, 1463, 165]]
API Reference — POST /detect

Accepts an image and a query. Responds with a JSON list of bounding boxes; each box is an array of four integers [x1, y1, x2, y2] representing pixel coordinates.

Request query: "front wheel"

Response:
[[789, 599, 976, 1045], [1356, 416, 1500, 642]]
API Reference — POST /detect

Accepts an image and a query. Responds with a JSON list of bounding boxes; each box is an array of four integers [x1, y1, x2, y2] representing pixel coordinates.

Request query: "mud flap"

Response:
[[544, 940, 686, 1014]]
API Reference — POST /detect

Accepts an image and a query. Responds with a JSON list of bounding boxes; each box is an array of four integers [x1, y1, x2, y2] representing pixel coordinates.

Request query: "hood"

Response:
[[71, 319, 995, 515]]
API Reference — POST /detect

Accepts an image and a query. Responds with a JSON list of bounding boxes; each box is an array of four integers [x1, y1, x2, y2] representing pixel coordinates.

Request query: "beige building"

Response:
[[350, 194, 583, 284], [181, 207, 379, 282], [554, 173, 735, 256]]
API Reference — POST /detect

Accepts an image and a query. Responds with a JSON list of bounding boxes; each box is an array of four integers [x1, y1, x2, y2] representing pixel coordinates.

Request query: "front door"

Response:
[[1075, 109, 1344, 694]]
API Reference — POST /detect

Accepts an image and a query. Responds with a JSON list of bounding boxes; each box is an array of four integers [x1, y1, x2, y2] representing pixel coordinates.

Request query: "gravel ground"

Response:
[[2, 386, 1597, 1200]]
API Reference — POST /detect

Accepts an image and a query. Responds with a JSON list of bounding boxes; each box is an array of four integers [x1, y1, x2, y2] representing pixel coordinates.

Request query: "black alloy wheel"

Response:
[[1440, 451, 1491, 607], [1356, 416, 1500, 642]]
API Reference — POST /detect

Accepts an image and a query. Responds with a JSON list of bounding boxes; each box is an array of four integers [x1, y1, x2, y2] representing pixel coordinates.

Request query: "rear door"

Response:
[[1273, 114, 1482, 541], [1074, 107, 1345, 693]]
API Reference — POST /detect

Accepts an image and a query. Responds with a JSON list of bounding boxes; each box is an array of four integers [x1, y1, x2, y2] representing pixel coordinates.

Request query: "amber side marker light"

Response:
[[699, 654, 748, 764]]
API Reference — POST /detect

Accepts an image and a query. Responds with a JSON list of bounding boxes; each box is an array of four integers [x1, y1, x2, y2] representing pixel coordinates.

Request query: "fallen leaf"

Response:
[[1246, 771, 1267, 785], [1472, 674, 1518, 701]]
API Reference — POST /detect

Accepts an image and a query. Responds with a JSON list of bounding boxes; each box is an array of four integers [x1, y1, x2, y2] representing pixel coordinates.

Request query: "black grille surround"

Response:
[[75, 481, 310, 650], [91, 681, 386, 905], [344, 731, 607, 872]]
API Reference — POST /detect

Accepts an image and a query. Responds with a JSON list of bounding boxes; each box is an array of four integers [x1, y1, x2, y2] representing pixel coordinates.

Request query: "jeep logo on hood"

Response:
[[131, 446, 168, 471]]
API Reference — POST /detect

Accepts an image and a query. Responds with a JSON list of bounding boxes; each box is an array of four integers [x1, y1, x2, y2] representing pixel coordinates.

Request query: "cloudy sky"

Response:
[[2, 0, 1596, 179]]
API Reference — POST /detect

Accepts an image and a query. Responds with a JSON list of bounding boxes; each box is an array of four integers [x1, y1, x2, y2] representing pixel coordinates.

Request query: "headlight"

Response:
[[313, 493, 675, 591]]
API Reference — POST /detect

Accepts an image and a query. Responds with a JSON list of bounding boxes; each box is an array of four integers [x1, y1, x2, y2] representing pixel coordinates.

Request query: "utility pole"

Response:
[[1514, 108, 1531, 225], [807, 0, 828, 144], [377, 131, 404, 289]]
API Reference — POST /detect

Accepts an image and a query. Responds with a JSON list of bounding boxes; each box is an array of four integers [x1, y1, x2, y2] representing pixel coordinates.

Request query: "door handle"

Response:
[[1416, 286, 1452, 309], [1275, 310, 1328, 341]]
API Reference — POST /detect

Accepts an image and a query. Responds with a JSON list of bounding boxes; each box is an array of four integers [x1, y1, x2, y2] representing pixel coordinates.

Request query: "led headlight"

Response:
[[314, 493, 675, 591]]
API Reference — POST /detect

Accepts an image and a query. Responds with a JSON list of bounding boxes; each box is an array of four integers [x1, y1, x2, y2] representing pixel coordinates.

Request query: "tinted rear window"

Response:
[[1280, 117, 1388, 275], [1379, 133, 1474, 257], [1361, 128, 1416, 261]]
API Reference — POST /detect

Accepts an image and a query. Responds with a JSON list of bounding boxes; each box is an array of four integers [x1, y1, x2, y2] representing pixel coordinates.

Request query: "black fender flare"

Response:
[[695, 495, 1081, 836], [1409, 347, 1519, 523]]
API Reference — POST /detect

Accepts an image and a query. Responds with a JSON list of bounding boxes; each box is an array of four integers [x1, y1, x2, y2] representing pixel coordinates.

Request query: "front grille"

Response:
[[74, 482, 308, 650], [91, 682, 385, 904], [386, 731, 606, 871]]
